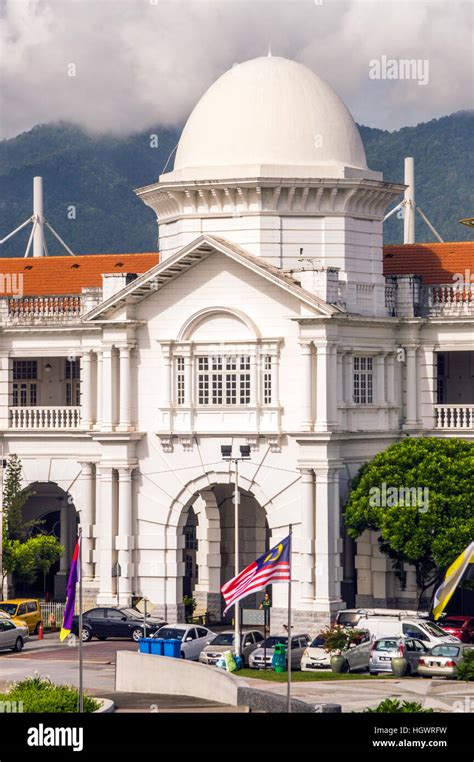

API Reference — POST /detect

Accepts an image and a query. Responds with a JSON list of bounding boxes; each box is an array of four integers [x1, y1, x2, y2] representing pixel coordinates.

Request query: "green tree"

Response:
[[1, 454, 63, 594], [344, 437, 474, 603]]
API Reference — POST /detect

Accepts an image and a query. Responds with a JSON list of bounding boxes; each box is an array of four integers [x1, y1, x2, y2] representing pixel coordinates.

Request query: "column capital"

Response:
[[298, 340, 313, 354], [79, 462, 95, 475], [117, 465, 137, 480], [298, 468, 314, 480]]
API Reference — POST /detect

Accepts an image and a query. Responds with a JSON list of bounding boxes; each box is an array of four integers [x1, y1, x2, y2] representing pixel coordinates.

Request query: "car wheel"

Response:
[[81, 627, 92, 643], [34, 621, 42, 636], [131, 628, 143, 642], [180, 651, 185, 659], [13, 637, 23, 652]]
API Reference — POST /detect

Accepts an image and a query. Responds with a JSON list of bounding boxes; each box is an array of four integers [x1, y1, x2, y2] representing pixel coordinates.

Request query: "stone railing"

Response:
[[421, 283, 474, 316], [434, 405, 474, 430], [2, 295, 83, 323], [9, 406, 82, 429]]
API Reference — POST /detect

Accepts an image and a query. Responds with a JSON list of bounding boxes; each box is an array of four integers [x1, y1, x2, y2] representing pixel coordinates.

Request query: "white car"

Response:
[[153, 624, 216, 660], [301, 634, 331, 671], [0, 618, 29, 652]]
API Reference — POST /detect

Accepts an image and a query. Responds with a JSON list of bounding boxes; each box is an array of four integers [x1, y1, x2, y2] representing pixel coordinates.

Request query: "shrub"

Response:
[[456, 649, 474, 682], [365, 698, 434, 713], [320, 625, 367, 655], [0, 675, 99, 713]]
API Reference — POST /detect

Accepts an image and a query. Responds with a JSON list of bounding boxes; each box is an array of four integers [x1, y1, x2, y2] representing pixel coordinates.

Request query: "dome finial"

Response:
[[267, 45, 272, 57]]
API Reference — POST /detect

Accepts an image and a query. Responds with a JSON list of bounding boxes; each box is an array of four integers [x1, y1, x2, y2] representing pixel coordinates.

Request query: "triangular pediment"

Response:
[[84, 235, 341, 321]]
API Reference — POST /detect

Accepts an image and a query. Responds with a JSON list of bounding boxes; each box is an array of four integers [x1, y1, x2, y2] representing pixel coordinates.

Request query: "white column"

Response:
[[117, 345, 132, 431], [96, 466, 116, 604], [376, 353, 386, 405], [117, 466, 135, 605], [315, 342, 338, 431], [250, 352, 258, 406], [299, 341, 313, 431], [405, 345, 418, 427], [300, 469, 315, 600], [183, 350, 192, 406], [387, 352, 396, 405], [314, 464, 343, 610], [94, 349, 103, 429], [81, 350, 93, 429], [79, 462, 95, 580], [101, 346, 114, 432]]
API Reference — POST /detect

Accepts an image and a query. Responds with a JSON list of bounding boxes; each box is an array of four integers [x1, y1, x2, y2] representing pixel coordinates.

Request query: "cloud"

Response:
[[0, 0, 472, 138]]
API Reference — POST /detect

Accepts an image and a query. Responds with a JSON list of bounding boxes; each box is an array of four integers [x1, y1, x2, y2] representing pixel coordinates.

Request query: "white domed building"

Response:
[[2, 56, 473, 630]]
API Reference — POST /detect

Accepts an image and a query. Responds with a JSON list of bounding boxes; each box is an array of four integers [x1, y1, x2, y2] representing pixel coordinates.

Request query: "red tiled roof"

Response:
[[383, 242, 474, 284], [0, 253, 160, 295]]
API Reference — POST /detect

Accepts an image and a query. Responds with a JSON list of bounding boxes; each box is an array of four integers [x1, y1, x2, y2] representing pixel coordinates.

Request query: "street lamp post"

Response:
[[221, 444, 251, 659], [0, 455, 7, 601]]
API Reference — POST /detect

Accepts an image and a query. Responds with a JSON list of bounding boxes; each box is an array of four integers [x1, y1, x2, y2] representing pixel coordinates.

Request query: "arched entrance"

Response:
[[16, 482, 79, 601], [180, 482, 270, 623]]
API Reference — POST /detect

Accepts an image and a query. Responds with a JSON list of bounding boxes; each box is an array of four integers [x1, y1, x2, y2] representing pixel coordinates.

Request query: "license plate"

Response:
[[379, 657, 390, 661]]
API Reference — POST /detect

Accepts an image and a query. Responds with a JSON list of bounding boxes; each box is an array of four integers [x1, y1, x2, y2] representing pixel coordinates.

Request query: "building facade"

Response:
[[1, 57, 473, 631]]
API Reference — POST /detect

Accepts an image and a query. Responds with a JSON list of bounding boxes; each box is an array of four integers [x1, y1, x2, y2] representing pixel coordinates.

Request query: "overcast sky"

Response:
[[0, 0, 472, 139]]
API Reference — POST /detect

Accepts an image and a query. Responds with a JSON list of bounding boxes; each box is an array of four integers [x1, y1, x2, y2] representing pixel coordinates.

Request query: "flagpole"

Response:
[[78, 527, 83, 714], [287, 524, 292, 714], [234, 459, 241, 659]]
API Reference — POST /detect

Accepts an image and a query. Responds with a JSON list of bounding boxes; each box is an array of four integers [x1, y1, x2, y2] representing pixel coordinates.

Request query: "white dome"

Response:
[[167, 56, 369, 181]]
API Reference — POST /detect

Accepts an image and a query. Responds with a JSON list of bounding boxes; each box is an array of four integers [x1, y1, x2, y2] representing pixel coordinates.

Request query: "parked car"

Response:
[[71, 607, 166, 642], [0, 617, 29, 652], [336, 608, 428, 628], [0, 599, 42, 634], [153, 624, 216, 660], [338, 613, 459, 649], [248, 634, 310, 670], [369, 637, 428, 675], [417, 643, 474, 678], [301, 634, 331, 671], [199, 629, 263, 667], [439, 616, 474, 644]]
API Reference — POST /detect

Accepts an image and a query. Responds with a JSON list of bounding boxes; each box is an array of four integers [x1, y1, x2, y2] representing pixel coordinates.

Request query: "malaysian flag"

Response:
[[221, 535, 291, 614]]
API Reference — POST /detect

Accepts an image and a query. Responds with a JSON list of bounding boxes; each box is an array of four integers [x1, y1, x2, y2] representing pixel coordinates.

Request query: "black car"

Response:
[[71, 607, 167, 642]]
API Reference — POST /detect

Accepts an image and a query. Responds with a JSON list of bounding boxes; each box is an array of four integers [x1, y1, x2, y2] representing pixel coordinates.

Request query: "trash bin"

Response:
[[150, 638, 164, 655], [272, 642, 287, 673], [163, 638, 182, 658], [138, 638, 152, 654]]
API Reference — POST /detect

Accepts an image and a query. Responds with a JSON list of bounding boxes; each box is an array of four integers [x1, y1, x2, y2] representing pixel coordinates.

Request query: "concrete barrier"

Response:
[[115, 652, 248, 706], [115, 652, 341, 713]]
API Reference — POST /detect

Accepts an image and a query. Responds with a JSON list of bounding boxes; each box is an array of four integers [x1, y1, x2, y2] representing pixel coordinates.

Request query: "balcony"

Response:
[[422, 284, 474, 317], [434, 405, 474, 430], [1, 295, 84, 325], [9, 406, 82, 430]]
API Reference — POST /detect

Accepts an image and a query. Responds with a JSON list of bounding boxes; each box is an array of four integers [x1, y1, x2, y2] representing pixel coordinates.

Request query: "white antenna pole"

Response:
[[33, 176, 45, 257], [404, 157, 415, 244]]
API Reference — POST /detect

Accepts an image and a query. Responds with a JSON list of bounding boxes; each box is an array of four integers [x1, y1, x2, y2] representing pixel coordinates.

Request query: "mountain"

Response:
[[0, 112, 473, 257]]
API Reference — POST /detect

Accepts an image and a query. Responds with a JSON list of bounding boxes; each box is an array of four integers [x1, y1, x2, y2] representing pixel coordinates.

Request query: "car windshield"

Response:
[[375, 639, 400, 651], [441, 619, 464, 628], [210, 634, 234, 646], [422, 621, 452, 638], [261, 636, 288, 648], [430, 645, 461, 657], [156, 628, 185, 641], [0, 604, 17, 615], [120, 608, 143, 620], [336, 613, 359, 627], [310, 635, 325, 648]]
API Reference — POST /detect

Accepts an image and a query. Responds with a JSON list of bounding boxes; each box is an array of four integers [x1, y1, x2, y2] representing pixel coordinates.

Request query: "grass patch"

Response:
[[236, 669, 388, 682], [0, 674, 100, 713]]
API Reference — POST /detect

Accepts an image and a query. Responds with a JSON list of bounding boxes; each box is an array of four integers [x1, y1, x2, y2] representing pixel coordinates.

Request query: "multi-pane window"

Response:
[[353, 356, 373, 404], [263, 355, 272, 404], [65, 358, 80, 406], [12, 361, 38, 406], [436, 353, 446, 404], [184, 524, 198, 550], [176, 357, 185, 405], [197, 355, 251, 406]]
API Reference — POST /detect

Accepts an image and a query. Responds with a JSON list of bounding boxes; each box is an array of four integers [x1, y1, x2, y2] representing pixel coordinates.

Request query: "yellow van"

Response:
[[0, 599, 42, 634]]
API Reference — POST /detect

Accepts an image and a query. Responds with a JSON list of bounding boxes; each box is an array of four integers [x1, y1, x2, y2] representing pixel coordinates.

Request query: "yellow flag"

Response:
[[433, 541, 474, 620]]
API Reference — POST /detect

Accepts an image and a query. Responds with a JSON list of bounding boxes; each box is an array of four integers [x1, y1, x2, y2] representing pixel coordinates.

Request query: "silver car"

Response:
[[418, 643, 474, 678], [199, 629, 264, 667], [0, 617, 29, 652], [249, 634, 310, 670], [369, 637, 428, 675]]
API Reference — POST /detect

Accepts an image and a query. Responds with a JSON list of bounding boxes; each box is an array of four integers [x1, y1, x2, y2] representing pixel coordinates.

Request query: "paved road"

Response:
[[246, 674, 474, 712]]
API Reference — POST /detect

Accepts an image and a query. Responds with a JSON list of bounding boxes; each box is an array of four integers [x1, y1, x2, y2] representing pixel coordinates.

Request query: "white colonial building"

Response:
[[1, 56, 473, 630]]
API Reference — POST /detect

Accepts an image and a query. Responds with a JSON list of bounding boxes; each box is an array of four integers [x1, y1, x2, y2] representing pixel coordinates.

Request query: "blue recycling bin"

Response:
[[150, 637, 164, 655], [163, 638, 181, 658], [138, 637, 152, 654]]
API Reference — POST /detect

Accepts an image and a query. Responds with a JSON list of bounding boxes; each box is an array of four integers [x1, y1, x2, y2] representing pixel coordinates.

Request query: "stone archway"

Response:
[[18, 482, 79, 601], [178, 481, 270, 623]]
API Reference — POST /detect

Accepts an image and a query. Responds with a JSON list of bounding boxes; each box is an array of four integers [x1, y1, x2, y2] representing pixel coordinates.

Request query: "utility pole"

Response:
[[221, 444, 251, 659], [0, 452, 7, 600]]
